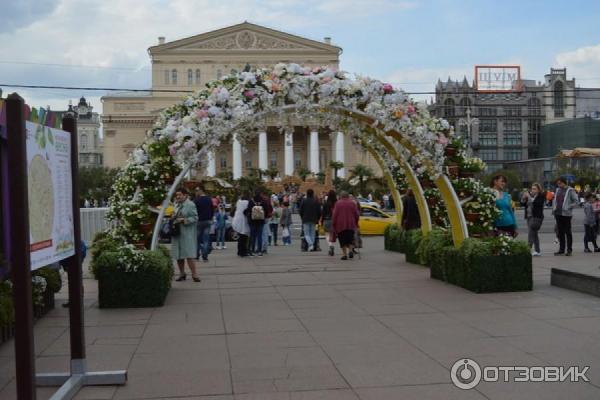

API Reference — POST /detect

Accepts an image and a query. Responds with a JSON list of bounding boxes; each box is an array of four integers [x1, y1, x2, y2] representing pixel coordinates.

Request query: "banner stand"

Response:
[[2, 93, 126, 400]]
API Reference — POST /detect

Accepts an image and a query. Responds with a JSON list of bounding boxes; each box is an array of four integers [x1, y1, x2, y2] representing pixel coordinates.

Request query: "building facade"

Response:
[[431, 68, 576, 172], [102, 22, 380, 178], [56, 97, 103, 168]]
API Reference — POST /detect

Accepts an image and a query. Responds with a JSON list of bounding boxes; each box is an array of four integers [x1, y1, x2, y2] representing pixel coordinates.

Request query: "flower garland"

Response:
[[106, 63, 455, 246]]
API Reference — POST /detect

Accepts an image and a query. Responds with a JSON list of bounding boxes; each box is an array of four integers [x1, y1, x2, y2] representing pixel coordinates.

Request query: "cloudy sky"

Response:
[[2, 0, 600, 112]]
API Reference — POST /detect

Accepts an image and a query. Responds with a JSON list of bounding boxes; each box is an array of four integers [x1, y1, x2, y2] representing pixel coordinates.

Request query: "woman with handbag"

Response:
[[171, 188, 200, 282]]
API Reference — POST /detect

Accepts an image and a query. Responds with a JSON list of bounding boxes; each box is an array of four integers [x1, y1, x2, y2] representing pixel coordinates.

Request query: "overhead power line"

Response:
[[0, 60, 149, 71], [3, 83, 600, 98]]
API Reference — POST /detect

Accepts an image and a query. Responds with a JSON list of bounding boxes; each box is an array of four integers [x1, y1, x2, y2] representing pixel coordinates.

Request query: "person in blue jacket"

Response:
[[491, 174, 518, 237]]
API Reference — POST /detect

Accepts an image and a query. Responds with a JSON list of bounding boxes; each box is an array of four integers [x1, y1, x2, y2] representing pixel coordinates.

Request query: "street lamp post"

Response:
[[458, 107, 479, 150]]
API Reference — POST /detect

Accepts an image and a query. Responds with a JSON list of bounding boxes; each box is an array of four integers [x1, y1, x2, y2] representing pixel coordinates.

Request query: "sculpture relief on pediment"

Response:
[[189, 30, 310, 50]]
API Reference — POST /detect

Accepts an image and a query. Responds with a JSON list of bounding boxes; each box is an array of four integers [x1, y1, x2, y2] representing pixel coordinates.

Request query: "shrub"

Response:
[[384, 224, 404, 252], [33, 267, 62, 293], [89, 232, 120, 279], [404, 229, 423, 265], [416, 229, 452, 266], [0, 280, 14, 329], [96, 248, 173, 308]]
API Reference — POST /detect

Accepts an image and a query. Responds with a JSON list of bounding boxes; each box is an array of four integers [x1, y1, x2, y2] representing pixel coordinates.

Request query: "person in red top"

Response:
[[332, 191, 360, 260]]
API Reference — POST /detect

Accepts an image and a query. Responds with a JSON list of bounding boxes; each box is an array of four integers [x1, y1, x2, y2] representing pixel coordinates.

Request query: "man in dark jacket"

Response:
[[299, 189, 322, 252], [194, 187, 214, 262]]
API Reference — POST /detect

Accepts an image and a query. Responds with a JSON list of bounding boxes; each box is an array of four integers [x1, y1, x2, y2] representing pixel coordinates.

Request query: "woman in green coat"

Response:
[[172, 188, 200, 282]]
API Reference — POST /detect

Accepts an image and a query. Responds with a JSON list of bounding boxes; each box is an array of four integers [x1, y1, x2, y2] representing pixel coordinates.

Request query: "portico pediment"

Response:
[[149, 22, 340, 54]]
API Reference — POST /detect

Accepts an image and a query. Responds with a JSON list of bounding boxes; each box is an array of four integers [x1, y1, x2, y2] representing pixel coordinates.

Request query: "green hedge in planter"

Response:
[[96, 248, 173, 308], [384, 224, 405, 252], [89, 232, 121, 279], [416, 229, 452, 266], [404, 229, 423, 265], [430, 238, 532, 293]]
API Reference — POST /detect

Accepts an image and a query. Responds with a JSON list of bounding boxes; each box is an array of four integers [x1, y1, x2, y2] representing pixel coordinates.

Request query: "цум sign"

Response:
[[475, 65, 521, 92], [26, 121, 75, 270]]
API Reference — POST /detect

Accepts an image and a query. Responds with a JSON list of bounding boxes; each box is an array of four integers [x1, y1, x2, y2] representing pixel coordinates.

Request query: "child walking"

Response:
[[214, 204, 228, 249], [583, 193, 600, 253]]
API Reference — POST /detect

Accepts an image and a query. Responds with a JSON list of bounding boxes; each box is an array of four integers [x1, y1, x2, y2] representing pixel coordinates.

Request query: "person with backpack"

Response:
[[299, 189, 321, 252], [247, 191, 266, 256]]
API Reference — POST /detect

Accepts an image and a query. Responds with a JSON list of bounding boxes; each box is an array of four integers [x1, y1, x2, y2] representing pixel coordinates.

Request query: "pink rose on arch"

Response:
[[168, 144, 178, 156], [407, 105, 416, 115], [243, 89, 255, 99], [271, 83, 281, 92], [321, 76, 332, 83], [312, 67, 322, 74], [383, 83, 393, 94], [195, 109, 209, 119], [437, 135, 449, 145]]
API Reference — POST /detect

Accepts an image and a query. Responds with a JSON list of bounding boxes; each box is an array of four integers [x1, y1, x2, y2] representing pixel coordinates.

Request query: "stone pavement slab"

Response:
[[2, 236, 600, 399]]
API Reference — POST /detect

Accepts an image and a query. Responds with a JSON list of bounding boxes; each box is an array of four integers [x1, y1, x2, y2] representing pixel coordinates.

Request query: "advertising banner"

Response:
[[26, 121, 75, 270], [475, 65, 521, 92]]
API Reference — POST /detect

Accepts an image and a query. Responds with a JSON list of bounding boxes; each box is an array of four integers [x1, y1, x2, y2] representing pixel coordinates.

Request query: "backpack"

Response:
[[251, 204, 265, 221]]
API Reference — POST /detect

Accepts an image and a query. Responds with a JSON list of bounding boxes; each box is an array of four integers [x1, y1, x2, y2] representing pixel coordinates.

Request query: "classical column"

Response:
[[284, 128, 294, 176], [232, 133, 242, 180], [258, 130, 268, 175], [309, 128, 320, 174], [206, 150, 216, 177], [335, 131, 345, 178]]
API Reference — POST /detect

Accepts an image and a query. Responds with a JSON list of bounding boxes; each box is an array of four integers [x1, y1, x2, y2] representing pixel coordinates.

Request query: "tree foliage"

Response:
[[78, 166, 118, 205]]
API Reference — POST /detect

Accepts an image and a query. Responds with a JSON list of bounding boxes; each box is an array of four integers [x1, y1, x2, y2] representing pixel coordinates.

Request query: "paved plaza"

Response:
[[3, 234, 600, 399]]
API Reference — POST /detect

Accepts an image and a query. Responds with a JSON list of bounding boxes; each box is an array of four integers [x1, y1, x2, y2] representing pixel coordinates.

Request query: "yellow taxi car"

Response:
[[358, 204, 395, 235], [320, 204, 395, 236]]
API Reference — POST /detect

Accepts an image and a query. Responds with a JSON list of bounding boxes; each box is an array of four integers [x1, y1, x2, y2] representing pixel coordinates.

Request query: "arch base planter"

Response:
[[430, 248, 532, 293]]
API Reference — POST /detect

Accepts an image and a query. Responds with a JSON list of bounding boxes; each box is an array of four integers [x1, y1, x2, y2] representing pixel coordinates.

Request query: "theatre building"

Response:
[[102, 22, 381, 178]]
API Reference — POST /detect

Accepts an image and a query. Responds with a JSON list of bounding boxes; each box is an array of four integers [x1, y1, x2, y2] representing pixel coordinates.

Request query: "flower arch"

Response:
[[107, 63, 470, 249]]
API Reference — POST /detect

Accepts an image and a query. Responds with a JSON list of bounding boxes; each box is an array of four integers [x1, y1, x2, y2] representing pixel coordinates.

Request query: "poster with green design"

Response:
[[26, 121, 74, 270]]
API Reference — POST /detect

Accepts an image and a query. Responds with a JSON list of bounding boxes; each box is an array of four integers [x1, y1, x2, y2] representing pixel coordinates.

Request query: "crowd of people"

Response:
[[492, 174, 600, 257], [167, 186, 364, 282]]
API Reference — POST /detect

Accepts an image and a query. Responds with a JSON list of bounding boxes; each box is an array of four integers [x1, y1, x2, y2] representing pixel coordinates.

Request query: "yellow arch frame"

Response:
[[360, 141, 403, 226], [324, 106, 468, 246], [150, 105, 469, 249]]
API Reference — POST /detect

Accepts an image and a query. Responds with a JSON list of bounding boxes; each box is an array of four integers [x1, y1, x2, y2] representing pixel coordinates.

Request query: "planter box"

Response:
[[98, 267, 171, 308], [96, 250, 173, 309], [431, 248, 532, 293]]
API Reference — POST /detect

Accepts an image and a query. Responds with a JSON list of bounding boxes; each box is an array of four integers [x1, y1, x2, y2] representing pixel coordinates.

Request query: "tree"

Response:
[[329, 160, 345, 181], [78, 166, 118, 205], [297, 167, 311, 182], [316, 172, 326, 184], [265, 167, 279, 180], [349, 164, 374, 195]]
